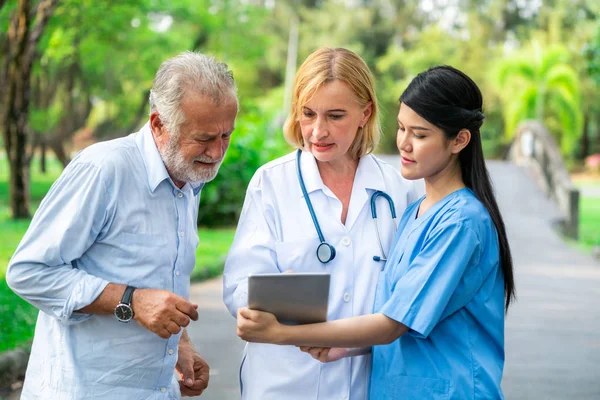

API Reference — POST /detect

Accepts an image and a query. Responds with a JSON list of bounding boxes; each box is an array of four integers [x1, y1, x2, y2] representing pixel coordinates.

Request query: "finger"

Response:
[[299, 346, 312, 353], [308, 348, 322, 359], [179, 382, 204, 397], [176, 299, 199, 321], [172, 311, 191, 328], [158, 329, 171, 339], [166, 321, 182, 335], [283, 269, 295, 274], [319, 348, 330, 363], [239, 307, 255, 320]]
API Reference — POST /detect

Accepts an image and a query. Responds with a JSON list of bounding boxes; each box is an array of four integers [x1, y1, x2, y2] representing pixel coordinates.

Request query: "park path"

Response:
[[186, 158, 600, 400]]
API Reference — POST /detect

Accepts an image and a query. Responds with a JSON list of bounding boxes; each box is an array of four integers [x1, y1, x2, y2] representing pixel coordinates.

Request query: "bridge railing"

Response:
[[506, 120, 580, 239]]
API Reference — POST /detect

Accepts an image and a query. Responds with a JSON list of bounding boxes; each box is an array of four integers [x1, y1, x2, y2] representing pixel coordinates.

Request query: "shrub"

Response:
[[197, 105, 291, 227]]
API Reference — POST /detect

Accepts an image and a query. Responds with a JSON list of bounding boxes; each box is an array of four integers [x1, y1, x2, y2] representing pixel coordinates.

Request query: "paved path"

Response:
[[186, 158, 600, 400]]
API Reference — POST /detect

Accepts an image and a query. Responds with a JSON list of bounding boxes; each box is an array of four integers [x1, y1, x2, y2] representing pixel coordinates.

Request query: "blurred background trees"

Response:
[[1, 0, 599, 224]]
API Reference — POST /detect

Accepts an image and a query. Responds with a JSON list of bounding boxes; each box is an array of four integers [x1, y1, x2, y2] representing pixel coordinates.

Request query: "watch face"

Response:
[[114, 304, 133, 322]]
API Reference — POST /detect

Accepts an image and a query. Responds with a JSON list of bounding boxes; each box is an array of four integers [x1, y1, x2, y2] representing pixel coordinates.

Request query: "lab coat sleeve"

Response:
[[222, 174, 279, 317], [6, 162, 112, 324], [379, 221, 482, 338]]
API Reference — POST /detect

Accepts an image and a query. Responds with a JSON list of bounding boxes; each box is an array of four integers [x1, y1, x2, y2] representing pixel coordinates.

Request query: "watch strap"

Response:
[[121, 285, 136, 306]]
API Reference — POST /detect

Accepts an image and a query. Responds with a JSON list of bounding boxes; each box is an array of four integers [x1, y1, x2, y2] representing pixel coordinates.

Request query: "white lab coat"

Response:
[[223, 151, 422, 400]]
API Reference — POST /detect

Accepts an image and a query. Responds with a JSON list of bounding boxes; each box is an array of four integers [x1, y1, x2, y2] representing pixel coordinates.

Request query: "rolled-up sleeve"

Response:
[[6, 162, 112, 324], [222, 174, 280, 317]]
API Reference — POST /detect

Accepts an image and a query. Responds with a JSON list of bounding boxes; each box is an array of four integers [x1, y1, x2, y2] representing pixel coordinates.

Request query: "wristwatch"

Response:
[[114, 285, 136, 323]]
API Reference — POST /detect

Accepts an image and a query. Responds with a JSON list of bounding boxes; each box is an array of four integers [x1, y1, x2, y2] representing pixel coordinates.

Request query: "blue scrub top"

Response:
[[370, 188, 505, 400]]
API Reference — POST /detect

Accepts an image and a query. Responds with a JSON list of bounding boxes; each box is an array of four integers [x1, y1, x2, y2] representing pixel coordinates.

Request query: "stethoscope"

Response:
[[296, 149, 397, 264]]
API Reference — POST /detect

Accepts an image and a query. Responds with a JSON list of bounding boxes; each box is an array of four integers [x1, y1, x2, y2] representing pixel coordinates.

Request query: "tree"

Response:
[[1, 0, 59, 219], [496, 42, 583, 156]]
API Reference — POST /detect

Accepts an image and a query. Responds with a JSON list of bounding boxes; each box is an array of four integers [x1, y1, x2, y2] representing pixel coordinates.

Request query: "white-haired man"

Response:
[[6, 52, 238, 399]]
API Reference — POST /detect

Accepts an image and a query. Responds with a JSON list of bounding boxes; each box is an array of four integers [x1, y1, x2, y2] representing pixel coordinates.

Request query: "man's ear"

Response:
[[149, 111, 165, 138], [451, 129, 471, 154]]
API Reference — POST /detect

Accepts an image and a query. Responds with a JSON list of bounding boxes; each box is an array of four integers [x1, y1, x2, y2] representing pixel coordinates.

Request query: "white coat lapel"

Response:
[[345, 154, 386, 231]]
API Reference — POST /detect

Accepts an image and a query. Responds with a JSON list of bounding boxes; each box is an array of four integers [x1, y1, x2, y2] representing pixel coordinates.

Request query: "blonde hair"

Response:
[[283, 47, 381, 159]]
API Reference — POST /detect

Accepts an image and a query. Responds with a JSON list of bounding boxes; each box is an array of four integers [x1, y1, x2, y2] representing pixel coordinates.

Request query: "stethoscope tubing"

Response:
[[296, 149, 396, 264]]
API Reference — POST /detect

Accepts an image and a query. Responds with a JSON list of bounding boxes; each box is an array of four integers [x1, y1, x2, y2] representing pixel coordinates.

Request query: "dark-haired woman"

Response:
[[236, 65, 515, 400]]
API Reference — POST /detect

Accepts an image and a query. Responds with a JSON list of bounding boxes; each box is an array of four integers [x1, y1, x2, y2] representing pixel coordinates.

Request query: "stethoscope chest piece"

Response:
[[316, 242, 336, 264]]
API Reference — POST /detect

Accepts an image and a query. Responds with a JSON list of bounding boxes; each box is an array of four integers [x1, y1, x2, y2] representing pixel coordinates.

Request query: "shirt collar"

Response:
[[298, 151, 386, 197], [353, 153, 386, 193], [135, 123, 204, 196]]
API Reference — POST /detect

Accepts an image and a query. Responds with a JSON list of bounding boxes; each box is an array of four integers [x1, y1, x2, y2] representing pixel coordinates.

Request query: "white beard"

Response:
[[159, 136, 222, 186]]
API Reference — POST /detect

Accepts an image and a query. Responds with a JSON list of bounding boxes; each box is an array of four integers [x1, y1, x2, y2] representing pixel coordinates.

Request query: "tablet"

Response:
[[248, 273, 330, 325]]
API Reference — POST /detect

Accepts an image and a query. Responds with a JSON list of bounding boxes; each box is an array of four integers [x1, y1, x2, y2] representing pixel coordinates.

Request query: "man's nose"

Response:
[[205, 139, 224, 161]]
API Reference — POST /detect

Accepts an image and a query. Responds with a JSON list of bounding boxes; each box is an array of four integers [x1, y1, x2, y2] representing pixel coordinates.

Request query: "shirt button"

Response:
[[341, 236, 351, 246], [168, 348, 174, 355], [160, 387, 166, 393], [179, 231, 184, 237], [175, 271, 180, 276], [343, 292, 351, 303], [177, 192, 183, 198]]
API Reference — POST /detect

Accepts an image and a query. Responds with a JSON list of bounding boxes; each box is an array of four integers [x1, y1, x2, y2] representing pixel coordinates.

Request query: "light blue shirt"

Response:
[[370, 188, 505, 400], [6, 124, 202, 399]]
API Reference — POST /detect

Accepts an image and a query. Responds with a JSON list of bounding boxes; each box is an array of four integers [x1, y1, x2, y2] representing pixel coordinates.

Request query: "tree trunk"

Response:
[[40, 138, 47, 173], [1, 0, 59, 218], [4, 0, 33, 219], [580, 113, 590, 160]]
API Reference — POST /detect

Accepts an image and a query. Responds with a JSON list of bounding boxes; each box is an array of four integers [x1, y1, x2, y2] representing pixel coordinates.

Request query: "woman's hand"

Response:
[[237, 307, 283, 344], [298, 346, 349, 362]]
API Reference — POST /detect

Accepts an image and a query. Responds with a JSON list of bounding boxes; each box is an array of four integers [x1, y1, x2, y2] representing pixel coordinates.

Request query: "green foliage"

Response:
[[584, 23, 600, 85], [198, 103, 292, 227], [0, 280, 38, 353], [496, 42, 583, 156], [192, 228, 236, 281]]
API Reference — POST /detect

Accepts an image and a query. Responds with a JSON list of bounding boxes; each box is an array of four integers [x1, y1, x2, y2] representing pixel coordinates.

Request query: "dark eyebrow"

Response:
[[397, 119, 431, 131]]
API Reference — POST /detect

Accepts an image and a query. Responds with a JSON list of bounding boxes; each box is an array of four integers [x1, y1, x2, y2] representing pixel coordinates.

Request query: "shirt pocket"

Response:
[[113, 232, 170, 270], [274, 237, 326, 273], [382, 374, 449, 400]]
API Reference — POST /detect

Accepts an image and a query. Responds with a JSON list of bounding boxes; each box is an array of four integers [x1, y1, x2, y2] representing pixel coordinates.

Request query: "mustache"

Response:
[[193, 155, 222, 164]]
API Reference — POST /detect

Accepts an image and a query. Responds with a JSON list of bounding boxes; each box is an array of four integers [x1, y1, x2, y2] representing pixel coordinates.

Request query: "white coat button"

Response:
[[341, 236, 351, 246], [343, 292, 351, 303], [179, 231, 184, 237], [177, 192, 183, 198], [168, 348, 174, 355], [160, 387, 166, 392], [175, 271, 180, 276]]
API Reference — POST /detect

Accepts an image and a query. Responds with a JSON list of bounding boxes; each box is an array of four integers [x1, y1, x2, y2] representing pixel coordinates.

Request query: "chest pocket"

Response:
[[274, 237, 326, 273], [113, 232, 170, 272]]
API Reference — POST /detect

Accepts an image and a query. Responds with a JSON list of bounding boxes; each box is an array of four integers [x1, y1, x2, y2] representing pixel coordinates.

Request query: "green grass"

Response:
[[0, 154, 235, 353], [579, 196, 600, 249]]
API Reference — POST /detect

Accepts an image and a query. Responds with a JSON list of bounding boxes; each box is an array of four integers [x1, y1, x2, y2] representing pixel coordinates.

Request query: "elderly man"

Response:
[[6, 51, 238, 399]]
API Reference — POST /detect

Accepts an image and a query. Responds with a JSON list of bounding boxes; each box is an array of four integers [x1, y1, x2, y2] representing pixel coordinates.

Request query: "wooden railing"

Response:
[[507, 120, 580, 239]]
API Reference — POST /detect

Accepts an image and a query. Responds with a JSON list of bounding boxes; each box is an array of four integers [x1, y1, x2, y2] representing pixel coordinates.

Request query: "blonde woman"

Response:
[[223, 47, 421, 399]]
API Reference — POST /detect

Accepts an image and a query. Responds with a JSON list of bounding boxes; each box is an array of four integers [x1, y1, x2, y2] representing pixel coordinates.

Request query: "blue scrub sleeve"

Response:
[[379, 221, 482, 338]]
